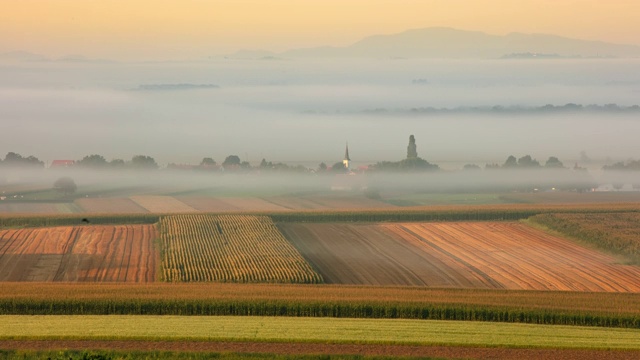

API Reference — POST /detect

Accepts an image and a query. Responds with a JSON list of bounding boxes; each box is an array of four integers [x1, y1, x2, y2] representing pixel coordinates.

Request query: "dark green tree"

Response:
[[3, 152, 44, 167], [503, 155, 517, 168], [200, 157, 216, 167], [130, 155, 158, 169], [53, 177, 77, 196], [223, 155, 241, 166], [518, 155, 541, 168], [545, 156, 564, 168], [76, 154, 108, 168], [109, 159, 126, 168]]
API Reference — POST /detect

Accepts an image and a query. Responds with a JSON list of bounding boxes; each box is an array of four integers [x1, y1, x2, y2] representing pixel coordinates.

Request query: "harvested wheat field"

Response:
[[0, 225, 156, 282], [130, 196, 198, 213], [75, 198, 149, 213], [279, 222, 640, 291]]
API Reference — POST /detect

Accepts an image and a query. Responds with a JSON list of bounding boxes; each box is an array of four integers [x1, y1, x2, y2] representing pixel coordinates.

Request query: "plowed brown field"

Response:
[[279, 222, 640, 291], [0, 225, 156, 282]]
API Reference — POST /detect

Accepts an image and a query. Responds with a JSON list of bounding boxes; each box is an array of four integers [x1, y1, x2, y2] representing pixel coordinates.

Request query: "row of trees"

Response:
[[603, 160, 640, 171], [479, 155, 567, 170], [75, 154, 158, 169], [0, 152, 44, 168]]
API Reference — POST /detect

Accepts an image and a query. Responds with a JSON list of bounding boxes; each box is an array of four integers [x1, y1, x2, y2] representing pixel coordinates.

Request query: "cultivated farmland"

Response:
[[0, 225, 156, 282], [0, 203, 79, 214], [130, 196, 198, 213], [159, 214, 322, 283], [75, 198, 149, 213], [280, 222, 640, 291], [529, 212, 640, 261], [2, 315, 640, 350]]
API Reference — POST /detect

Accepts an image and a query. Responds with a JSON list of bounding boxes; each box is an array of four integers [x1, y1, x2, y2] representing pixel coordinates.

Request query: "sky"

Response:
[[1, 0, 640, 61]]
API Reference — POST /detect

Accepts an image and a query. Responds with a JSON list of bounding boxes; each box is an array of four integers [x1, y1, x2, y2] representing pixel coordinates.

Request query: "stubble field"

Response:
[[279, 222, 640, 291], [0, 225, 156, 282]]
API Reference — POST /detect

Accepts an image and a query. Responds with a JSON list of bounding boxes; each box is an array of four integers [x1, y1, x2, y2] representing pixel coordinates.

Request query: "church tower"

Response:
[[343, 142, 351, 171]]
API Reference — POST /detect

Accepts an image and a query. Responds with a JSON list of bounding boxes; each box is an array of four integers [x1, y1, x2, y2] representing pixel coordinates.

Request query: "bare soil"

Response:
[[1, 340, 638, 360], [279, 222, 640, 291]]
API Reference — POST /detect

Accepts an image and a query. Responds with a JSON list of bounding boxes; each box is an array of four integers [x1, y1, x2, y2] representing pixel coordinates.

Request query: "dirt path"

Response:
[[1, 340, 638, 360]]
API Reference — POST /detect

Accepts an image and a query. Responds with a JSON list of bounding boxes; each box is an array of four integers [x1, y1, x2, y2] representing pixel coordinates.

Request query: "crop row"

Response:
[[0, 298, 637, 328], [269, 204, 640, 223], [0, 213, 160, 228], [3, 203, 639, 228], [159, 214, 322, 283], [1, 283, 638, 328]]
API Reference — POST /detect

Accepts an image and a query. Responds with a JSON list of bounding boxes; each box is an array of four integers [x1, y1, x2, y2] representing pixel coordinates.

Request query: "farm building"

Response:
[[50, 160, 75, 168]]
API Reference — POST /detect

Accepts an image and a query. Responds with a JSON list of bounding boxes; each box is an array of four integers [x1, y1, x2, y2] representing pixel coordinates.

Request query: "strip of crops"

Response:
[[3, 203, 639, 228], [0, 214, 160, 228], [1, 283, 638, 328], [3, 316, 640, 349], [268, 203, 640, 223], [160, 214, 322, 283], [528, 213, 640, 263]]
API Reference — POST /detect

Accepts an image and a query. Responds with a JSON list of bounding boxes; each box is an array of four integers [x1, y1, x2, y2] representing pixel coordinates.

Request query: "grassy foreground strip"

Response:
[[1, 283, 639, 328], [1, 316, 640, 350]]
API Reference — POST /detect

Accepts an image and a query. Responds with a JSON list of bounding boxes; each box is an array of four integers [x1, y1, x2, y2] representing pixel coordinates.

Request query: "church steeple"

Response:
[[343, 142, 351, 170]]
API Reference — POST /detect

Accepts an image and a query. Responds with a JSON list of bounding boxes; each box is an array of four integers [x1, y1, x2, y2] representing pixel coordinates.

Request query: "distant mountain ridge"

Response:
[[231, 27, 640, 59]]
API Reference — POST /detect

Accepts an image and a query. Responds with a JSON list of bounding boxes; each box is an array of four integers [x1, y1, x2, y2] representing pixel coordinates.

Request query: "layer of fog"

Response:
[[1, 58, 639, 168], [3, 167, 639, 197]]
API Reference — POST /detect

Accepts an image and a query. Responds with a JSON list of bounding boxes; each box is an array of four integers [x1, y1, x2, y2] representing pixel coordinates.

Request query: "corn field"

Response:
[[159, 214, 323, 283]]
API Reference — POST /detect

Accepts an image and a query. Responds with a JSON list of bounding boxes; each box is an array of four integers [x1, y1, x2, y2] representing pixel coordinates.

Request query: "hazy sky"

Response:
[[2, 0, 639, 60]]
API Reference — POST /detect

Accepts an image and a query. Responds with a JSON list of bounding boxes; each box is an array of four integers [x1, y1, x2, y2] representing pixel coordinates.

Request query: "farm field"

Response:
[[500, 191, 640, 204], [2, 315, 640, 350], [0, 225, 156, 282], [2, 345, 639, 360], [280, 222, 640, 291], [178, 197, 289, 212], [0, 203, 79, 214], [130, 196, 198, 213], [265, 195, 396, 210], [160, 214, 321, 283], [2, 283, 639, 328], [74, 198, 149, 213], [529, 212, 640, 261]]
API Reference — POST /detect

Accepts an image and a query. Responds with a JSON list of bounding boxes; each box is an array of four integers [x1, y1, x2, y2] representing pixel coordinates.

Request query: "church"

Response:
[[343, 143, 351, 171]]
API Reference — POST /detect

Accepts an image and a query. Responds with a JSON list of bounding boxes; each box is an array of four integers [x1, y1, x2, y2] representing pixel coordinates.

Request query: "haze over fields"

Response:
[[1, 57, 639, 168], [1, 1, 640, 169]]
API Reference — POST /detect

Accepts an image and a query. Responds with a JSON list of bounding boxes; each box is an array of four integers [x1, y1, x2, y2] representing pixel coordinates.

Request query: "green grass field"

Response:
[[1, 316, 639, 350]]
